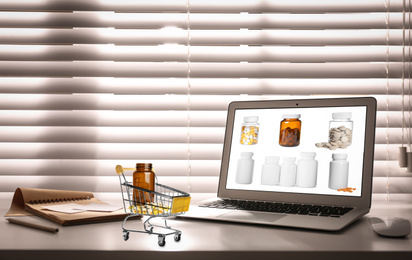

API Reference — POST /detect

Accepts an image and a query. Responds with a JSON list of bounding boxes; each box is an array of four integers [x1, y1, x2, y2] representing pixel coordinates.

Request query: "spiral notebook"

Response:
[[4, 187, 140, 226]]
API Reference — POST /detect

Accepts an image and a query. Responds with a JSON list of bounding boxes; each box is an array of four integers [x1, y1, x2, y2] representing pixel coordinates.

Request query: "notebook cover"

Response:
[[4, 187, 141, 226]]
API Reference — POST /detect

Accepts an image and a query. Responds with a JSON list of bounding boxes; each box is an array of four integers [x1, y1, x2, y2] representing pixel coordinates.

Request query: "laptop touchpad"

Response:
[[218, 211, 285, 223]]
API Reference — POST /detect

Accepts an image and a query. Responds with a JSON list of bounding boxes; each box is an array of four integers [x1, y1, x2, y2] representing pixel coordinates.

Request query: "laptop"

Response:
[[180, 97, 377, 231]]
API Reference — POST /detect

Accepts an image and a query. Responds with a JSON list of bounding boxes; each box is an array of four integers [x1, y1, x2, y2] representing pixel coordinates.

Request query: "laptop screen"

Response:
[[225, 104, 368, 198]]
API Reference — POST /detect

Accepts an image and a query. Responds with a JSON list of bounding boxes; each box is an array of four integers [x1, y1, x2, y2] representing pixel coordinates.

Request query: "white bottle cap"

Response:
[[240, 152, 254, 158], [283, 157, 296, 162], [265, 156, 279, 163], [332, 112, 352, 119], [244, 116, 259, 123], [332, 153, 347, 160], [282, 114, 300, 119], [300, 152, 316, 158]]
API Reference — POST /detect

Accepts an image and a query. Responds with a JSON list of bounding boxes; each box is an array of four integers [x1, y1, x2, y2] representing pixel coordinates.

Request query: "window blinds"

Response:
[[0, 0, 410, 201]]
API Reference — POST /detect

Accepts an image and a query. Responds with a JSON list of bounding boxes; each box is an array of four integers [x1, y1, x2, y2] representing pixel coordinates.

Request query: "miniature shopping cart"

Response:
[[116, 165, 191, 246]]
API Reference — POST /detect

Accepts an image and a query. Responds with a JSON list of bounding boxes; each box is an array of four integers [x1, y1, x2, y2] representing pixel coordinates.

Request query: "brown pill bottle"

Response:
[[279, 114, 301, 147], [133, 163, 155, 205]]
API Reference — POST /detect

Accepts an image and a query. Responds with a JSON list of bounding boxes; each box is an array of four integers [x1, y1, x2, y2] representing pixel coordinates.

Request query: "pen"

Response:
[[6, 218, 59, 233]]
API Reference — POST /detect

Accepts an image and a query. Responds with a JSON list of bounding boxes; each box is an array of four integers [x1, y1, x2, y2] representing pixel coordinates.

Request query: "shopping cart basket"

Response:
[[115, 165, 191, 246]]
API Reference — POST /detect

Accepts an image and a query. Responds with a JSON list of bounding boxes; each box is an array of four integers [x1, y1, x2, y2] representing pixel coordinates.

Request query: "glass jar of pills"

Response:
[[240, 116, 259, 145], [329, 112, 353, 149], [279, 114, 301, 147], [133, 163, 155, 205]]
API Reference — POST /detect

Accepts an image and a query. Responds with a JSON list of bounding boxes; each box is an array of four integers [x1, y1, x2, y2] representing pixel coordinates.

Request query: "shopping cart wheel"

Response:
[[174, 232, 181, 241], [158, 235, 166, 246], [123, 231, 129, 241]]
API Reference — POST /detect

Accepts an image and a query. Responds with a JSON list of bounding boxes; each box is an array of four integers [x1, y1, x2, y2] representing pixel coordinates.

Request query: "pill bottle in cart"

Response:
[[279, 114, 301, 147], [329, 112, 353, 148], [133, 163, 155, 205], [240, 116, 259, 145]]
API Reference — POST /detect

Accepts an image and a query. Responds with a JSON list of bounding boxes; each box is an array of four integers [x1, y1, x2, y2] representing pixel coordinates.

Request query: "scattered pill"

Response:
[[337, 187, 356, 193]]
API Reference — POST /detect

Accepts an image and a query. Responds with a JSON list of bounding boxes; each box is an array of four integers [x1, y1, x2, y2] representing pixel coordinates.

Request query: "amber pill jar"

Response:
[[279, 114, 301, 147], [132, 163, 155, 205]]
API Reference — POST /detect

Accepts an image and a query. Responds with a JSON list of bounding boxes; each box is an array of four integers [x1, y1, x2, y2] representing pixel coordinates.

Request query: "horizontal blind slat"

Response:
[[0, 110, 226, 127], [0, 94, 409, 111], [0, 176, 218, 193], [375, 144, 412, 161], [374, 161, 411, 177], [0, 78, 408, 95], [0, 143, 222, 160], [373, 177, 412, 194], [0, 127, 224, 143], [1, 45, 409, 63], [0, 29, 405, 45], [375, 128, 412, 144], [0, 12, 407, 30], [0, 160, 220, 177], [0, 61, 187, 78], [0, 0, 188, 12], [0, 62, 403, 78], [0, 94, 191, 110], [0, 0, 406, 12], [0, 77, 189, 94]]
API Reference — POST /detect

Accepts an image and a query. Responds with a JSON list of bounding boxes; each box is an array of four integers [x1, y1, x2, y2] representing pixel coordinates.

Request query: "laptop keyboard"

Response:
[[199, 199, 353, 218]]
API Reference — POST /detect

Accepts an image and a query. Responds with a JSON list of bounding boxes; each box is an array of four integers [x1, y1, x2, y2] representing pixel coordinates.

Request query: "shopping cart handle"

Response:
[[115, 165, 136, 175]]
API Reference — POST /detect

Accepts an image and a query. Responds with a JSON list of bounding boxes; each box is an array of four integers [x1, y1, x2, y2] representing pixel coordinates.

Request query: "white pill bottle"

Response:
[[279, 157, 297, 187], [261, 156, 281, 185], [328, 153, 349, 190], [329, 112, 353, 147], [235, 152, 254, 184], [296, 152, 318, 188]]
